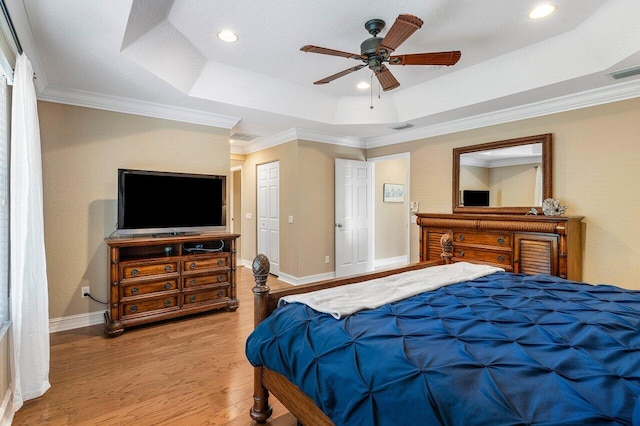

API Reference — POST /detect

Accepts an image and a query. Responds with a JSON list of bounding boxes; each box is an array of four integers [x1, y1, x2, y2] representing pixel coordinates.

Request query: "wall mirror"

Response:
[[453, 134, 552, 214]]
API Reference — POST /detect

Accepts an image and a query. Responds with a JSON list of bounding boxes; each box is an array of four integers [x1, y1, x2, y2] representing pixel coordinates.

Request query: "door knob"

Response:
[[335, 223, 343, 228]]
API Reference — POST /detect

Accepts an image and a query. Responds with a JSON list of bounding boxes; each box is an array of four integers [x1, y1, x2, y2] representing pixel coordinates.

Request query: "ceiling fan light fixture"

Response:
[[357, 81, 370, 89], [528, 4, 557, 20], [217, 30, 238, 43]]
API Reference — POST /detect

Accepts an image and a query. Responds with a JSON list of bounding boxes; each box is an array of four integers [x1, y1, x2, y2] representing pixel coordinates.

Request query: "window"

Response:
[[0, 75, 7, 325]]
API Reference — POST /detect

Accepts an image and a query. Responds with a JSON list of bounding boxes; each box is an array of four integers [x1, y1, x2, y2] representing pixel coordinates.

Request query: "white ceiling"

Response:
[[6, 0, 640, 153]]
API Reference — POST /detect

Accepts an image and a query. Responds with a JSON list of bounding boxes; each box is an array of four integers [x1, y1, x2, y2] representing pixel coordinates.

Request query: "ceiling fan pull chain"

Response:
[[370, 72, 374, 109]]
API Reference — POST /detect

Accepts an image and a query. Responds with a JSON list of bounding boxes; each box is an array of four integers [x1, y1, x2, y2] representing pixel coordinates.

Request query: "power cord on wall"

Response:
[[84, 292, 108, 305]]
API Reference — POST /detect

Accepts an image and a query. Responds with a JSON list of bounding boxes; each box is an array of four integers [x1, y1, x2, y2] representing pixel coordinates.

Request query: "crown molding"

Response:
[[33, 77, 640, 153], [295, 129, 365, 149], [243, 128, 365, 154], [38, 85, 241, 129], [365, 79, 640, 148]]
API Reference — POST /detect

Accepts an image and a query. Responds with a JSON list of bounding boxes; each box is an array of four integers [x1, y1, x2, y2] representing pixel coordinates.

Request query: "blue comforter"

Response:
[[246, 272, 640, 425]]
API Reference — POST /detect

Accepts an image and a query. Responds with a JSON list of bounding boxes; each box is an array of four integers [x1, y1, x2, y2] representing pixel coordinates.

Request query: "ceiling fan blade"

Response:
[[301, 45, 363, 60], [389, 51, 461, 66], [314, 64, 366, 85], [374, 65, 400, 91], [378, 14, 424, 54]]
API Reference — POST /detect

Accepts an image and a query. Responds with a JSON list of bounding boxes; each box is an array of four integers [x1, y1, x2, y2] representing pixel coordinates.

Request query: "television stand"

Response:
[[104, 232, 240, 336]]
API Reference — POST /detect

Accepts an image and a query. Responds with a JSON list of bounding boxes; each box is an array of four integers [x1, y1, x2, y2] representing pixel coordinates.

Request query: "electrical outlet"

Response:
[[81, 286, 90, 299], [325, 256, 330, 264]]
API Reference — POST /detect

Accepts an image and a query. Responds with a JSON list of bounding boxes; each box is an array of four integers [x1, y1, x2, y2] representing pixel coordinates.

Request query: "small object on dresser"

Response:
[[526, 207, 538, 215], [542, 198, 568, 216]]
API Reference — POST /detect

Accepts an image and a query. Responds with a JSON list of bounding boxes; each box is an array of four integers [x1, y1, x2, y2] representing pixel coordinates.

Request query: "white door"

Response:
[[335, 159, 372, 277], [257, 161, 279, 275]]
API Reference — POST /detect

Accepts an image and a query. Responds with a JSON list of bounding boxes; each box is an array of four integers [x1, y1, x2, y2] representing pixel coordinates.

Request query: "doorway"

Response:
[[230, 165, 242, 266], [334, 158, 373, 278], [257, 161, 280, 276], [369, 153, 410, 269]]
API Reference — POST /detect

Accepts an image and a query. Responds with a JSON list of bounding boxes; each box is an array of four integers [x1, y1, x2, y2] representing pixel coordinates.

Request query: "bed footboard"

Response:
[[249, 253, 446, 423], [250, 254, 273, 422]]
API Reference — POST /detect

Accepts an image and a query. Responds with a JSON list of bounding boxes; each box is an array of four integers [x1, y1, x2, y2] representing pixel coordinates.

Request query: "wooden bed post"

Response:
[[441, 233, 453, 264], [250, 254, 273, 423]]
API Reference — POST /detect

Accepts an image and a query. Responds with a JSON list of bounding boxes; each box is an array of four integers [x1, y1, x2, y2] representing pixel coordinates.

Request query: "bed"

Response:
[[246, 237, 640, 425]]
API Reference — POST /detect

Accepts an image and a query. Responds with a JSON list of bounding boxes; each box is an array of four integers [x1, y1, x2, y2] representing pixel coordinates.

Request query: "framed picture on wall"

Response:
[[383, 183, 404, 203]]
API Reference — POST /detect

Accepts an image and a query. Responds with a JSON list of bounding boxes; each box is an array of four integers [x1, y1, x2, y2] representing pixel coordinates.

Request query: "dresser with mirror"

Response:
[[418, 133, 583, 281]]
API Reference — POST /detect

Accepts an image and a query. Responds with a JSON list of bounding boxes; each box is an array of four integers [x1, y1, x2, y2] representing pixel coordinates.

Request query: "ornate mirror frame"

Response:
[[453, 133, 552, 214]]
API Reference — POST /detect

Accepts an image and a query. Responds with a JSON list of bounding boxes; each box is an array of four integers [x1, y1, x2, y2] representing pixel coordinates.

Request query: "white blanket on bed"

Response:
[[278, 262, 504, 319]]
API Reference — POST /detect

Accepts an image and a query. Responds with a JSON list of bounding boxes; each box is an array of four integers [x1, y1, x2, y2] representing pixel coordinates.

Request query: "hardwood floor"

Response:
[[12, 267, 298, 425]]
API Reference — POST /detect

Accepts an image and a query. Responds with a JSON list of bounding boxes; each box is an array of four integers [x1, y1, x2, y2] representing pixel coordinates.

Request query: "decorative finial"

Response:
[[252, 254, 270, 288], [440, 233, 453, 264]]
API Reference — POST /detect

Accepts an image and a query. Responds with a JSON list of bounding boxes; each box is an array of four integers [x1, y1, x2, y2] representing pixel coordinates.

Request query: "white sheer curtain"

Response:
[[534, 165, 543, 206], [9, 53, 50, 412]]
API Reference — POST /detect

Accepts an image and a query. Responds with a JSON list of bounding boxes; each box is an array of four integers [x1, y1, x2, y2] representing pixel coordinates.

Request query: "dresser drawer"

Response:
[[121, 260, 179, 279], [121, 294, 179, 318], [183, 286, 229, 305], [183, 272, 229, 289], [183, 255, 229, 272], [453, 231, 512, 248], [454, 246, 512, 266], [122, 278, 178, 297]]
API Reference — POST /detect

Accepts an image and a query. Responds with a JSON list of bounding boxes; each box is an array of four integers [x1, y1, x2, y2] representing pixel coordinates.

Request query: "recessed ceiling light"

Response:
[[217, 30, 238, 43], [357, 81, 370, 90], [528, 3, 556, 19]]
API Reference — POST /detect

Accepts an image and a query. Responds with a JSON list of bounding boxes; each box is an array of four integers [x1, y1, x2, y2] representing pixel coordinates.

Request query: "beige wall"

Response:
[[374, 158, 408, 261], [38, 101, 230, 319], [367, 97, 640, 289], [241, 140, 365, 278], [460, 164, 539, 206], [34, 95, 640, 324], [489, 163, 539, 206]]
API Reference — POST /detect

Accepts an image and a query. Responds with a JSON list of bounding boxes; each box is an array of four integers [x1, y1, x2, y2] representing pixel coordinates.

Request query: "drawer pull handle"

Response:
[[190, 295, 196, 303], [217, 290, 224, 297], [497, 237, 505, 245], [164, 265, 172, 272], [497, 255, 505, 262], [131, 269, 139, 276], [190, 279, 196, 286], [459, 250, 465, 257], [190, 262, 197, 269], [217, 259, 224, 266], [131, 287, 139, 294], [458, 235, 465, 241], [217, 275, 224, 282], [130, 305, 138, 313], [164, 282, 172, 289], [164, 300, 171, 307]]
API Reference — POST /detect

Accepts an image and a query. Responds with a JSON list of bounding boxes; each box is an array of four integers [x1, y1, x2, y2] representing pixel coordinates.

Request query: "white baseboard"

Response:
[[277, 271, 335, 286], [374, 255, 409, 270], [0, 388, 13, 426], [241, 256, 409, 285], [49, 311, 106, 333], [241, 259, 335, 285]]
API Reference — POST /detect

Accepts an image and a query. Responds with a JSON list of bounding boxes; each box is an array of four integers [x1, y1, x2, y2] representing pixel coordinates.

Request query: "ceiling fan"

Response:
[[301, 14, 461, 92]]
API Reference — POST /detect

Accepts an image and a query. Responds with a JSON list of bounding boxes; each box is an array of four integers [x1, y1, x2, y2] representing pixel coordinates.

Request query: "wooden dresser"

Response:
[[416, 213, 583, 281], [105, 232, 240, 336]]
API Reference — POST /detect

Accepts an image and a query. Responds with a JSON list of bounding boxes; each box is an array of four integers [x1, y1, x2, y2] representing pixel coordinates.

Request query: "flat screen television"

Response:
[[463, 189, 490, 207], [117, 169, 226, 236]]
